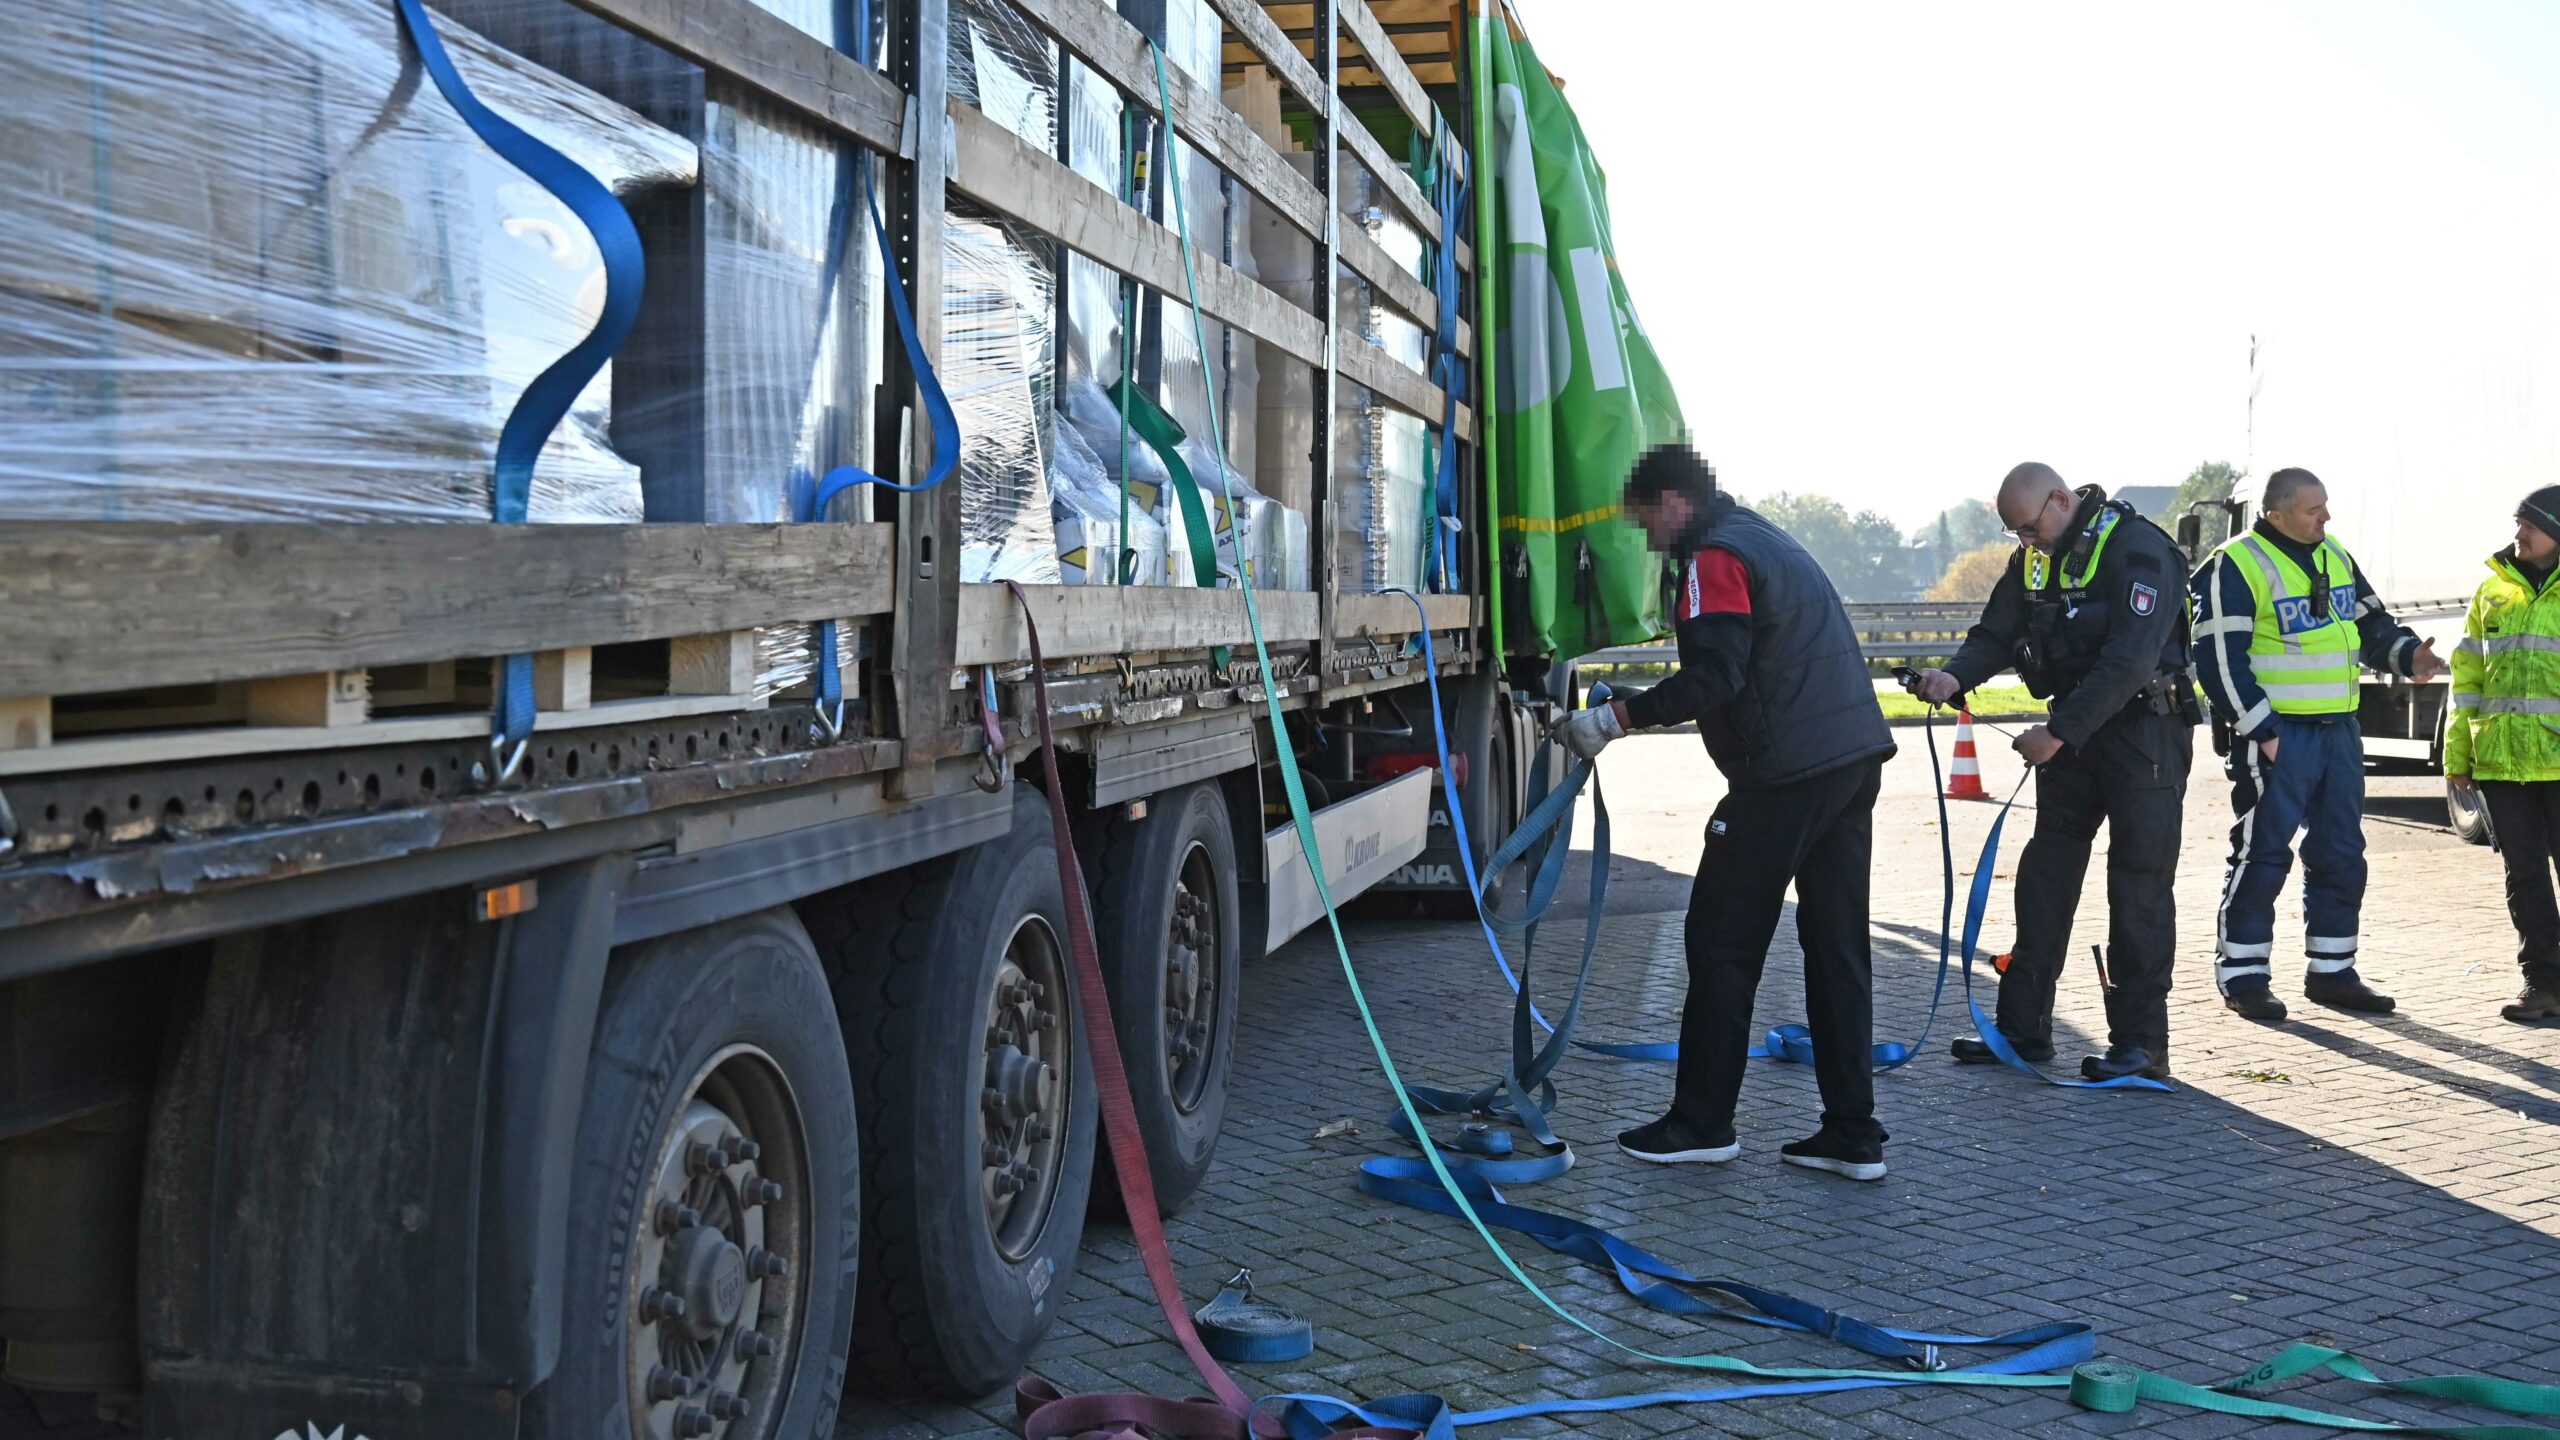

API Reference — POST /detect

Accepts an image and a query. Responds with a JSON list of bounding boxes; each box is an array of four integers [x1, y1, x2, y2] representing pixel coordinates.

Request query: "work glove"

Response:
[[1555, 702, 1626, 762]]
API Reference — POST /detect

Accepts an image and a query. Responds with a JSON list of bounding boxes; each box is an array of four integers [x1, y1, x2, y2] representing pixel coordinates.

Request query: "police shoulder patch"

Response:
[[2129, 581, 2159, 617]]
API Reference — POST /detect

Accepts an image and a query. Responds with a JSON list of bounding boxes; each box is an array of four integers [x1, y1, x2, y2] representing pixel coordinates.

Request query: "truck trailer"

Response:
[[0, 0, 1679, 1433]]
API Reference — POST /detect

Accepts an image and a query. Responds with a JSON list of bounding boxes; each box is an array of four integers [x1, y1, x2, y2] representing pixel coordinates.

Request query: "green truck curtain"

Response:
[[1473, 3, 1687, 657]]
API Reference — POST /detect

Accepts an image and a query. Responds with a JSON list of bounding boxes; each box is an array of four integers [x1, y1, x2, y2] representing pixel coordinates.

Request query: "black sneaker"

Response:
[[1616, 1115, 1739, 1165], [2305, 974, 2395, 1014], [2224, 988, 2289, 1023], [1951, 1034, 2054, 1065], [1778, 1125, 1887, 1182]]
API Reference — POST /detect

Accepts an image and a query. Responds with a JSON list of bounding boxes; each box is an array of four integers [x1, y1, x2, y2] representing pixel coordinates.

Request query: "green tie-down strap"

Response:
[[1111, 375, 1220, 591], [2069, 1346, 2560, 1436]]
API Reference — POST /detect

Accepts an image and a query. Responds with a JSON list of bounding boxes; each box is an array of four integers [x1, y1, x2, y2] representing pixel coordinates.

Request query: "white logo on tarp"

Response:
[[277, 1426, 370, 1440]]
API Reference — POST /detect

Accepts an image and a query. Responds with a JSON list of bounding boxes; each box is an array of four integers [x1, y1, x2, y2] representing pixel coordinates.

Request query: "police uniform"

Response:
[[2192, 521, 2418, 1012], [1943, 487, 2199, 1073]]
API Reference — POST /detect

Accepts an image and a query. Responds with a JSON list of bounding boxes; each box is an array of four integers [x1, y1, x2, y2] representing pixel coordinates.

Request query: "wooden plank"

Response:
[[245, 671, 370, 729], [1206, 0, 1326, 113], [1339, 0, 1454, 174], [1011, 0, 1326, 244], [955, 584, 1322, 666], [1333, 591, 1472, 637], [1339, 222, 1466, 355], [668, 632, 758, 697], [1336, 101, 1444, 249], [555, 0, 908, 154], [534, 650, 593, 712], [0, 522, 896, 702], [0, 694, 768, 780], [948, 100, 1325, 366], [1340, 340, 1473, 440], [1, 697, 52, 751]]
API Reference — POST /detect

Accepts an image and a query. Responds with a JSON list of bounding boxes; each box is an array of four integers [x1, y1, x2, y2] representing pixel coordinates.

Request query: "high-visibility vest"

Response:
[[2218, 531, 2361, 715], [2446, 553, 2560, 782]]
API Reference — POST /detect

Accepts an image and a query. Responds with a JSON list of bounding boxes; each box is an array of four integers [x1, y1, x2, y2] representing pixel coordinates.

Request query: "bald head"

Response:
[[1999, 463, 2067, 513], [1995, 462, 2075, 549]]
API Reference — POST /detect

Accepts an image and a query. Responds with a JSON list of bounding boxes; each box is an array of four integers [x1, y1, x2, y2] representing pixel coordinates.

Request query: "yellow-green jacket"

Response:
[[2447, 551, 2560, 782]]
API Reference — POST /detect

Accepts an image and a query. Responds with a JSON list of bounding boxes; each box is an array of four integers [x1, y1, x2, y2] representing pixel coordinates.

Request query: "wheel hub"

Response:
[[672, 1228, 749, 1338], [625, 1062, 802, 1440], [1161, 848, 1221, 1114], [981, 923, 1071, 1259]]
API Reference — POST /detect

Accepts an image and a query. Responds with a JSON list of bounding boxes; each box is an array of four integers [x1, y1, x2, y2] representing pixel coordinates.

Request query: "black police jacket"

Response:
[[1944, 486, 2193, 750]]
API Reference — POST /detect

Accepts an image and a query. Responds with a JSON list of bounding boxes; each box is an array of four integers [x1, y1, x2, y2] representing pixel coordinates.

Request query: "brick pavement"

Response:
[[843, 737, 2560, 1438]]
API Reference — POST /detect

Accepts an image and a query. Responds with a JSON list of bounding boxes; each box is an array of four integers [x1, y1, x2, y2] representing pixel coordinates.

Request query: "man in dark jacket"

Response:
[[1912, 463, 2199, 1081], [1555, 444, 1897, 1180]]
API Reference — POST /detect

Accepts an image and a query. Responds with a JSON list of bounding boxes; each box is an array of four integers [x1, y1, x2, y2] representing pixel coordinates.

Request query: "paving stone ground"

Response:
[[847, 729, 2560, 1438]]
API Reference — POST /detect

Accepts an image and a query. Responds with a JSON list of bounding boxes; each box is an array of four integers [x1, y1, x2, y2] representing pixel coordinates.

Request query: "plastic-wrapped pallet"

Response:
[[0, 0, 696, 523], [1051, 414, 1167, 586], [432, 0, 884, 700], [1061, 377, 1205, 587], [948, 206, 1062, 584]]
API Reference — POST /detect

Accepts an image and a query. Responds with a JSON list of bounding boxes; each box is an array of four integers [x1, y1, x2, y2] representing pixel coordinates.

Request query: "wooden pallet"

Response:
[[0, 631, 767, 778]]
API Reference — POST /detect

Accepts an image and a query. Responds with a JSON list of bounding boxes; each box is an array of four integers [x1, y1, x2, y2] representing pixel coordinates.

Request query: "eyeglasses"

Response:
[[2002, 493, 2059, 541]]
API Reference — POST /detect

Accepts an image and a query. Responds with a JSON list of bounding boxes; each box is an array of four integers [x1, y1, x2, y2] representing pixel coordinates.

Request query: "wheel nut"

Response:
[[685, 1141, 716, 1175], [640, 1287, 687, 1322], [647, 1365, 696, 1402], [746, 1178, 783, 1207], [745, 1246, 791, 1279], [981, 1142, 1009, 1167], [730, 1138, 761, 1163], [673, 1405, 714, 1437], [707, 1390, 751, 1421], [655, 1201, 701, 1234], [736, 1329, 778, 1362]]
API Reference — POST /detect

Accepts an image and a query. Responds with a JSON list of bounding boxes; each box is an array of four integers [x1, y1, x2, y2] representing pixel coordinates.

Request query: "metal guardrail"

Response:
[[1573, 597, 2476, 667]]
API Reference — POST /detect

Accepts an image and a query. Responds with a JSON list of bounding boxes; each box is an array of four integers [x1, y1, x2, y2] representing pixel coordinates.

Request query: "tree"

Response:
[[1925, 542, 2013, 602], [1749, 491, 1913, 600], [2170, 461, 2244, 552]]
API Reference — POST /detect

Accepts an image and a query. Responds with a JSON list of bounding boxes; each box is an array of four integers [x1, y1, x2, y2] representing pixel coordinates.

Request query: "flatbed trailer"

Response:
[[0, 1, 1567, 1434]]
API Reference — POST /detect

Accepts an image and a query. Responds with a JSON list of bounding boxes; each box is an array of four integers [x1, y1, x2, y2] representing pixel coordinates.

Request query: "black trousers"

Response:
[[1672, 756, 1884, 1143], [2481, 780, 2560, 991], [1998, 708, 2190, 1055]]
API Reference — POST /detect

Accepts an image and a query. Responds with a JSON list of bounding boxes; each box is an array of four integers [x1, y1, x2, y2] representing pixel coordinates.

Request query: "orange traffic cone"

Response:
[[1944, 707, 1990, 801]]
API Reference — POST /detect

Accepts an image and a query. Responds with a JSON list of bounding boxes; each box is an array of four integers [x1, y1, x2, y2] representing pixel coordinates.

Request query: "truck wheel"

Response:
[[1088, 781, 1240, 1219], [827, 789, 1097, 1398], [530, 909, 859, 1440], [2440, 706, 2492, 845]]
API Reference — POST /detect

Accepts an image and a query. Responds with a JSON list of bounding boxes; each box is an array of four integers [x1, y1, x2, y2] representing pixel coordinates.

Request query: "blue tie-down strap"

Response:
[[392, 0, 644, 768], [1425, 123, 1466, 592], [1919, 717, 2175, 1093], [783, 153, 964, 735], [1191, 1271, 1314, 1365], [1355, 1157, 2097, 1371]]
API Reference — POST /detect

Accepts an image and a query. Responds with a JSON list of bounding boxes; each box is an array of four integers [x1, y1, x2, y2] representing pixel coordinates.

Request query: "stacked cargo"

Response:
[[0, 0, 696, 525]]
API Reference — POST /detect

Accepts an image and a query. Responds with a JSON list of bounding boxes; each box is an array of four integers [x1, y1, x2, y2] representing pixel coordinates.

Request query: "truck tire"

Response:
[[1087, 781, 1240, 1219], [529, 909, 859, 1440], [826, 789, 1097, 1399], [2440, 706, 2492, 845]]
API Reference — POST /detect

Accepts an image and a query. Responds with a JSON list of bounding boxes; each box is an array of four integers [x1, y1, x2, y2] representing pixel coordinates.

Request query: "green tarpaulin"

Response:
[[1473, 3, 1687, 658]]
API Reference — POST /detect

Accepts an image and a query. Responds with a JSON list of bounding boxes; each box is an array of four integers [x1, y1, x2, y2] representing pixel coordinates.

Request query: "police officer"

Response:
[[2192, 467, 2441, 1020], [1913, 462, 2198, 1081], [1556, 444, 1899, 1180]]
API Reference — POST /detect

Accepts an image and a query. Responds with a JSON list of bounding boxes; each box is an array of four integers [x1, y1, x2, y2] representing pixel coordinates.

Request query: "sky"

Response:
[[1509, 0, 2560, 579]]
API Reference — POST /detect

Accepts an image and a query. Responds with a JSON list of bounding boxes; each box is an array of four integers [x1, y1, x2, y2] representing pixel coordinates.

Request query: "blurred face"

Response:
[[1999, 487, 2072, 551], [2266, 482, 2330, 545], [2517, 516, 2559, 566], [1626, 490, 1694, 552]]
